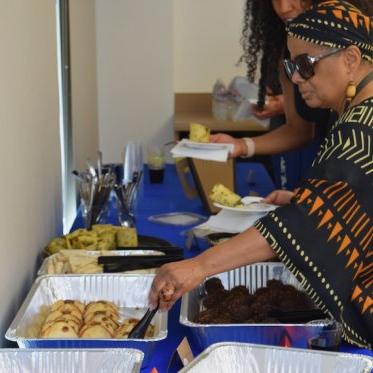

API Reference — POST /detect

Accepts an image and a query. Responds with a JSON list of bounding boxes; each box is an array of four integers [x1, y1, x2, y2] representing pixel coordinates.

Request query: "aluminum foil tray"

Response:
[[0, 348, 143, 373], [37, 250, 162, 276], [179, 342, 373, 373], [5, 274, 167, 367], [180, 262, 329, 349]]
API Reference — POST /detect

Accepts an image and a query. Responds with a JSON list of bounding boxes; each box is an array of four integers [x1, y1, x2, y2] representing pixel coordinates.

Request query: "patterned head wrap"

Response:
[[286, 0, 373, 62]]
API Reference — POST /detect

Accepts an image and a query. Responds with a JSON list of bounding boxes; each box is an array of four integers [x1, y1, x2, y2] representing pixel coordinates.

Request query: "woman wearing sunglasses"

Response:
[[210, 0, 371, 188], [149, 1, 372, 349]]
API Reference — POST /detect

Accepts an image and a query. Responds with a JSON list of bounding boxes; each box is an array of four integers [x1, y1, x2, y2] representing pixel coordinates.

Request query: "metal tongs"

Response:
[[127, 305, 159, 339], [99, 252, 184, 273]]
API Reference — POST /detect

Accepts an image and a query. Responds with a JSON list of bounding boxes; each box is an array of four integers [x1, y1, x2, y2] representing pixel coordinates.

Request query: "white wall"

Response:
[[70, 0, 99, 171], [0, 1, 61, 344], [94, 1, 246, 162], [95, 0, 174, 163], [174, 0, 247, 92]]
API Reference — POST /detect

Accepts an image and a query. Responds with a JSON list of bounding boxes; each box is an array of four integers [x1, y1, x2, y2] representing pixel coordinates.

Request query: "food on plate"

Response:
[[37, 300, 155, 339], [189, 123, 210, 143], [209, 184, 242, 207], [45, 225, 139, 255], [194, 278, 313, 324]]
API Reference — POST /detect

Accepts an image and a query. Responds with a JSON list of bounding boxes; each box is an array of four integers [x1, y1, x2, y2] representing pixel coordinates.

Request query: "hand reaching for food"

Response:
[[149, 258, 205, 311]]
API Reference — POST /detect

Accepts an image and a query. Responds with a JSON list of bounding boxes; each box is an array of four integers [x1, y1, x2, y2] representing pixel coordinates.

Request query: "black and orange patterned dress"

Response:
[[255, 97, 373, 348]]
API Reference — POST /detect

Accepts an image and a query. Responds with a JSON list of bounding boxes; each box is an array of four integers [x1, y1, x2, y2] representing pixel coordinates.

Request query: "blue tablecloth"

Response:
[[71, 163, 372, 372]]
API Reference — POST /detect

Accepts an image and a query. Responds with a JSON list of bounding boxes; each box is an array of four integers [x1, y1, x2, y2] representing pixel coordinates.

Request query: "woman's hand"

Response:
[[209, 133, 247, 158], [252, 94, 284, 119], [148, 258, 206, 311], [263, 189, 294, 206]]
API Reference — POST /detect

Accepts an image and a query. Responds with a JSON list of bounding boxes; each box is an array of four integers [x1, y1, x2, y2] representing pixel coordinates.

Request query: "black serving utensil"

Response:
[[98, 254, 184, 265], [127, 305, 159, 339], [101, 254, 184, 273], [269, 308, 327, 323], [115, 246, 184, 256], [103, 262, 162, 273]]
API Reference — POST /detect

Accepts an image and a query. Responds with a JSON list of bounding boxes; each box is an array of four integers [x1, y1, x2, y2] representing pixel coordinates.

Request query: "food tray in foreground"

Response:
[[179, 342, 373, 373], [5, 274, 167, 367], [0, 348, 143, 373]]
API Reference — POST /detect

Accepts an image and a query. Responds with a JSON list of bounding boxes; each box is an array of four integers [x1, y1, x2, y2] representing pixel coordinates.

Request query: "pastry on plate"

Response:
[[189, 123, 210, 143]]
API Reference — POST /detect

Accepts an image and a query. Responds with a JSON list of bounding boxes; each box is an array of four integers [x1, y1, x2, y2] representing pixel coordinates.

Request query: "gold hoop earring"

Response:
[[345, 81, 356, 110]]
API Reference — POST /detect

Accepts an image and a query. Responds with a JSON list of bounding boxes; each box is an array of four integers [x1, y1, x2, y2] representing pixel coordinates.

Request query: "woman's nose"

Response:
[[277, 0, 294, 15], [291, 70, 304, 85]]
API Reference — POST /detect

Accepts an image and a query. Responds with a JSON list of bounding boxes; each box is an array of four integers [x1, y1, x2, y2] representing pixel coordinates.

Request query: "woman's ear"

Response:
[[343, 46, 362, 75]]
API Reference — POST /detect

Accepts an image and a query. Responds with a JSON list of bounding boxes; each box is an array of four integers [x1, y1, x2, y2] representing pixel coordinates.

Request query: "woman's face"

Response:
[[271, 0, 312, 23], [287, 37, 349, 110]]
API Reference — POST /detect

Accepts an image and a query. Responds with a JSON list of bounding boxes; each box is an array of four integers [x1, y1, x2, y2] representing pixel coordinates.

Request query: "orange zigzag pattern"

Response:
[[316, 0, 372, 33], [295, 179, 372, 315]]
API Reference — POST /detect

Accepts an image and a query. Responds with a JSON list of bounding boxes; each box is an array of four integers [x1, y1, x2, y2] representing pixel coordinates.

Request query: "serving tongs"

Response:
[[100, 255, 183, 273], [269, 308, 327, 323], [115, 246, 183, 256], [127, 305, 159, 339]]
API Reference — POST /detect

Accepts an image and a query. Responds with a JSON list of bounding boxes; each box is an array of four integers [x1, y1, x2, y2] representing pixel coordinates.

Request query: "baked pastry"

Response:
[[114, 318, 139, 338], [41, 317, 81, 335], [41, 320, 79, 338], [115, 318, 155, 339], [44, 309, 82, 325], [209, 184, 242, 207], [116, 227, 138, 247], [84, 301, 118, 318], [189, 123, 210, 143], [79, 322, 113, 338], [85, 311, 119, 333], [51, 300, 85, 314]]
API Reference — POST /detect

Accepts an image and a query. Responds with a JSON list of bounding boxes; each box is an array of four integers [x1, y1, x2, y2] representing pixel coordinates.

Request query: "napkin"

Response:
[[170, 139, 234, 162], [196, 209, 266, 234]]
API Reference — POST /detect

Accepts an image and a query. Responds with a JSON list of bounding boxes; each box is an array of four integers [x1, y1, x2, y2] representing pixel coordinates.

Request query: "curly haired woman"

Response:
[[211, 0, 372, 162]]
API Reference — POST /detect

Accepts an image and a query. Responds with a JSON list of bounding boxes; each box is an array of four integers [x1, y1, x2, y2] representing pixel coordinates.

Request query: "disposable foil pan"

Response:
[[37, 250, 163, 276], [0, 348, 143, 373], [179, 342, 373, 373], [180, 262, 330, 349], [5, 274, 167, 367]]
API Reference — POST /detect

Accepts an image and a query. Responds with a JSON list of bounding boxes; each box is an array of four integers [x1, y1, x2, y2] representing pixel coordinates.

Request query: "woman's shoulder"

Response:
[[334, 97, 373, 130]]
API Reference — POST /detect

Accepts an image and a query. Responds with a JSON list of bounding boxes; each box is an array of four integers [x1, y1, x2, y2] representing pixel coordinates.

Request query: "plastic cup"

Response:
[[147, 146, 165, 183]]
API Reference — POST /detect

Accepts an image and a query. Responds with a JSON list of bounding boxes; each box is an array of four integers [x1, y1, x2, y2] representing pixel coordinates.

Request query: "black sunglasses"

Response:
[[284, 49, 342, 80]]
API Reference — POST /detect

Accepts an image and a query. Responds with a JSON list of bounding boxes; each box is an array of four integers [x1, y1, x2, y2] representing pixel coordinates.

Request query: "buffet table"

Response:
[[71, 163, 372, 372]]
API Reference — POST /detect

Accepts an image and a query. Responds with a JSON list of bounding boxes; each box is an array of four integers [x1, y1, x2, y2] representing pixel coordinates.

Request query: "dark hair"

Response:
[[241, 0, 373, 109]]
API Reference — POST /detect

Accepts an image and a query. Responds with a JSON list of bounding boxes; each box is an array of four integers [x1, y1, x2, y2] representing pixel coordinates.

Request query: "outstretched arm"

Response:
[[149, 227, 275, 310]]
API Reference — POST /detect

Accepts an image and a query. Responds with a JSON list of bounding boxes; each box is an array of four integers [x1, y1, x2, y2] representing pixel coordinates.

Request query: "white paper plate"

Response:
[[214, 196, 277, 213], [183, 141, 228, 151]]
